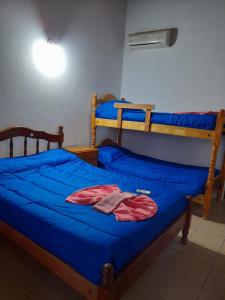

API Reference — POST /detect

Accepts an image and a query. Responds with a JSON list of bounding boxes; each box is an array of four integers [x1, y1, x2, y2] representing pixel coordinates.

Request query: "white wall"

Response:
[[0, 0, 126, 156], [121, 0, 225, 167]]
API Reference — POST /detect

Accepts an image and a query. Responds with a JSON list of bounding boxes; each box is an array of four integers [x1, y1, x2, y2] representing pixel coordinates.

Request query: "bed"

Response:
[[91, 93, 225, 218], [0, 126, 190, 300], [96, 99, 221, 130], [98, 143, 219, 197]]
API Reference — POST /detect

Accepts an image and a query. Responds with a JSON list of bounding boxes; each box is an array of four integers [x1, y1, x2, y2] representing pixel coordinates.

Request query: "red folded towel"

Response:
[[66, 185, 120, 205], [66, 184, 158, 222], [113, 195, 158, 221]]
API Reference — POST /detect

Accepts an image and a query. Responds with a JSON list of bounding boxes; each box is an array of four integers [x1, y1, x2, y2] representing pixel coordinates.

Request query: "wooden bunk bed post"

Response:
[[204, 109, 225, 218], [116, 97, 125, 146], [91, 94, 98, 147], [217, 151, 225, 202], [58, 126, 64, 148]]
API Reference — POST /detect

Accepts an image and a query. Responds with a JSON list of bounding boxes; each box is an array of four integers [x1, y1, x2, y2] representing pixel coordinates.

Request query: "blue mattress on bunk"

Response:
[[96, 100, 218, 130], [0, 149, 187, 285], [98, 146, 219, 196]]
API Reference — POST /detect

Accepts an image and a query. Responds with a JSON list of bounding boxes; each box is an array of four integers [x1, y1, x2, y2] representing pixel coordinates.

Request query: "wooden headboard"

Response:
[[91, 93, 124, 107], [0, 126, 64, 158]]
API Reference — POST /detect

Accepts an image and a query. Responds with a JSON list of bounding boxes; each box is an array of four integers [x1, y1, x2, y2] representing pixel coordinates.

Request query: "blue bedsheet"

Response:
[[98, 146, 219, 196], [0, 149, 187, 285], [96, 100, 218, 130]]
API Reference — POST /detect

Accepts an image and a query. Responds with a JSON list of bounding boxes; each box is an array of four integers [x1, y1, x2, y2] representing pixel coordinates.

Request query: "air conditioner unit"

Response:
[[128, 29, 174, 50]]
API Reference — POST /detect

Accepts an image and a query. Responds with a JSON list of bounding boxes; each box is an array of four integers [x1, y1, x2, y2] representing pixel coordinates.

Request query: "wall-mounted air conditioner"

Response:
[[128, 28, 177, 50]]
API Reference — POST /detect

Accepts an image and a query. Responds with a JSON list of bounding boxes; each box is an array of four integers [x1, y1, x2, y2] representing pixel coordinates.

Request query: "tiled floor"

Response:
[[0, 201, 225, 300]]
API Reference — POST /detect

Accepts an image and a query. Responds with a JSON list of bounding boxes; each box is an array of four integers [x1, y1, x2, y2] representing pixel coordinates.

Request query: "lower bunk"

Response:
[[98, 140, 225, 219], [0, 148, 190, 300]]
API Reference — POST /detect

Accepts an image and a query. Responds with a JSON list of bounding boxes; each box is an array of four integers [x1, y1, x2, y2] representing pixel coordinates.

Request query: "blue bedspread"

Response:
[[96, 100, 218, 130], [98, 146, 219, 196], [0, 149, 187, 285]]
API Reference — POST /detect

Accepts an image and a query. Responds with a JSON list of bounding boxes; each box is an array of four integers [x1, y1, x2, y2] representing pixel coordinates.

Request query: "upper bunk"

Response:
[[92, 94, 225, 141]]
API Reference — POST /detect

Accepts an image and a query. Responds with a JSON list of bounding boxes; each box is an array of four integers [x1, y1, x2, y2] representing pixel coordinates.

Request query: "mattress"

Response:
[[98, 146, 219, 196], [0, 149, 187, 285], [96, 100, 218, 130]]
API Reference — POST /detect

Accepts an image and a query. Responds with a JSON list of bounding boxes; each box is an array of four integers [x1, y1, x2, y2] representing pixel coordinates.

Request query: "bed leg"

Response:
[[98, 288, 114, 300], [98, 264, 115, 300], [181, 205, 191, 245]]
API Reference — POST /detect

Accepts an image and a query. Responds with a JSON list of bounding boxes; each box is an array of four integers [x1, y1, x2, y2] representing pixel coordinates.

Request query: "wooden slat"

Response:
[[10, 137, 13, 158], [24, 137, 27, 156], [114, 103, 155, 110], [117, 108, 123, 146], [95, 118, 214, 139], [145, 110, 151, 131], [117, 109, 122, 129], [36, 139, 39, 154]]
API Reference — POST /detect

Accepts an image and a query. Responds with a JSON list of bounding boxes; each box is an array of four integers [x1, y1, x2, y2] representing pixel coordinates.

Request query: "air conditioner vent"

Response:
[[128, 28, 177, 50]]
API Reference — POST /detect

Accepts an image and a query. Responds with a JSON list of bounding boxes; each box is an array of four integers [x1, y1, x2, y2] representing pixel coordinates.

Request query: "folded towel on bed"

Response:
[[113, 195, 158, 222], [66, 184, 121, 205], [93, 191, 135, 213], [66, 185, 158, 222]]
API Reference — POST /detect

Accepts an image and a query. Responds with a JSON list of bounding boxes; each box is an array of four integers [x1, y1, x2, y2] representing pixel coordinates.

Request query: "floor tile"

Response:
[[167, 236, 184, 254], [190, 215, 204, 232], [137, 246, 181, 287], [0, 239, 82, 300], [198, 289, 225, 300], [180, 241, 218, 265], [151, 269, 200, 300], [122, 283, 164, 300], [0, 278, 29, 300], [204, 268, 225, 298], [218, 240, 225, 255], [168, 252, 211, 285], [190, 228, 224, 251], [215, 252, 225, 273], [215, 241, 225, 272], [197, 220, 225, 237]]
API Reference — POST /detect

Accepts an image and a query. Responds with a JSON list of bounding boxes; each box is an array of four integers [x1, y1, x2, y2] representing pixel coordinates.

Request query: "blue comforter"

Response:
[[98, 146, 218, 196], [0, 149, 187, 285], [96, 100, 218, 130]]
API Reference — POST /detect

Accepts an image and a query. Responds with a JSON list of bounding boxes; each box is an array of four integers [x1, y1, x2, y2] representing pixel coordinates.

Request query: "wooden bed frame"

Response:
[[91, 93, 225, 219], [0, 126, 191, 300]]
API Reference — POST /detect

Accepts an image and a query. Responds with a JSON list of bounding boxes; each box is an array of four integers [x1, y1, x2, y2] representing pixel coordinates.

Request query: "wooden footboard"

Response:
[[0, 205, 190, 300]]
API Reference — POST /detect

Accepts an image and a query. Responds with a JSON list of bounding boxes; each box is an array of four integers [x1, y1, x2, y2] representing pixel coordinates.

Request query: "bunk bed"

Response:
[[0, 126, 190, 300], [91, 93, 225, 219]]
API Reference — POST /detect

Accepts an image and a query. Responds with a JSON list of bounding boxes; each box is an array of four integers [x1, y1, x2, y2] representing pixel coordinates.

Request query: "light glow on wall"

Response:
[[32, 39, 66, 78]]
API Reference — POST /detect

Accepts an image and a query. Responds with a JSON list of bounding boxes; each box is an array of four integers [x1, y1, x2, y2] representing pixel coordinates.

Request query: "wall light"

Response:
[[32, 39, 66, 78]]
